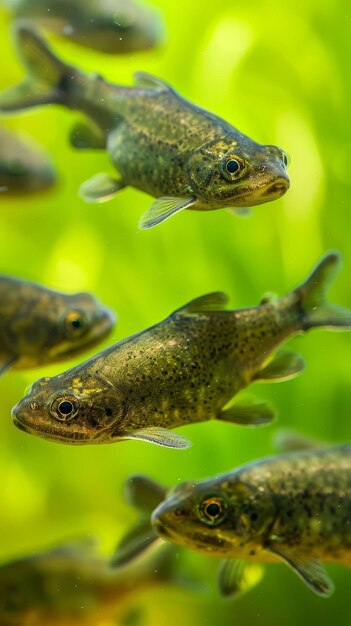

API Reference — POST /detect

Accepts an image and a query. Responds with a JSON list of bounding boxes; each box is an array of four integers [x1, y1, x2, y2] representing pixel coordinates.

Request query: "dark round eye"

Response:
[[63, 310, 88, 338], [51, 396, 79, 421], [199, 496, 227, 526], [226, 159, 240, 174]]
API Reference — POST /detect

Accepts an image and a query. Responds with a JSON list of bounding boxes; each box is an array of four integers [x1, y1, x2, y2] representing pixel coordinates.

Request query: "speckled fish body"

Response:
[[0, 25, 290, 228], [0, 126, 55, 194], [0, 539, 173, 626], [10, 0, 162, 54], [11, 252, 351, 448], [0, 275, 115, 376], [151, 444, 351, 596]]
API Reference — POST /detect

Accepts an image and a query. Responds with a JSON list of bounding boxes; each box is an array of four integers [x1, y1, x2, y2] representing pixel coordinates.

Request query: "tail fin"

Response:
[[294, 251, 351, 330], [0, 22, 73, 112], [111, 475, 167, 568]]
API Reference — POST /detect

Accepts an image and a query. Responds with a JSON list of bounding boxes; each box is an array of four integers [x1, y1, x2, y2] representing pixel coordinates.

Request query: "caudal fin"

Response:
[[0, 22, 73, 112], [295, 251, 351, 330]]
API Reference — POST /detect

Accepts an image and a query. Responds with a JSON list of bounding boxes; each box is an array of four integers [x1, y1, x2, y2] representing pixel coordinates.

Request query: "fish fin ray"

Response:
[[227, 207, 252, 217], [134, 71, 175, 93], [124, 474, 167, 512], [218, 558, 264, 597], [255, 350, 305, 382], [173, 292, 229, 316], [127, 427, 191, 449], [139, 196, 195, 229], [111, 516, 160, 567], [268, 543, 334, 597], [79, 173, 125, 203], [70, 121, 106, 150], [294, 251, 351, 329], [0, 24, 71, 112], [218, 397, 275, 426]]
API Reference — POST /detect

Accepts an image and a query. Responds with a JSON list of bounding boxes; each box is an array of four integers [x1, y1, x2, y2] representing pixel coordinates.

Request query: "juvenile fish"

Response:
[[116, 443, 351, 598], [0, 25, 290, 229], [11, 252, 351, 448], [0, 276, 115, 376], [7, 0, 162, 54], [0, 126, 55, 194], [0, 537, 175, 625]]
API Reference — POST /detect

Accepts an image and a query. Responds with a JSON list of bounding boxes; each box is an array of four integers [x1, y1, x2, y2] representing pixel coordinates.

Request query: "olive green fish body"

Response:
[[11, 0, 162, 54], [0, 126, 55, 194], [150, 445, 351, 597], [12, 253, 351, 448], [0, 539, 173, 625], [0, 26, 290, 228], [0, 276, 115, 375]]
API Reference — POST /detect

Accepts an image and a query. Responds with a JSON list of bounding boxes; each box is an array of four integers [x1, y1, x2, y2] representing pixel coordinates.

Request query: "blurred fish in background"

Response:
[[0, 537, 179, 626], [0, 125, 56, 195], [1, 0, 164, 54], [0, 275, 115, 375]]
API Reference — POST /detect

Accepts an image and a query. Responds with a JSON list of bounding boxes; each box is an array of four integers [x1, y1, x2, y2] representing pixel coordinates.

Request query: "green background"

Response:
[[0, 0, 351, 624]]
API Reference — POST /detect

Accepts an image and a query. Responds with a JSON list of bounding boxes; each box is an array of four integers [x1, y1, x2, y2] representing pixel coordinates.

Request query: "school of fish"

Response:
[[0, 0, 350, 619]]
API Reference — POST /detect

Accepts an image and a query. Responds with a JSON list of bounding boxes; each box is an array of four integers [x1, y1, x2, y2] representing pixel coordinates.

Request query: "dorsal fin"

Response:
[[134, 71, 175, 93], [173, 292, 229, 316]]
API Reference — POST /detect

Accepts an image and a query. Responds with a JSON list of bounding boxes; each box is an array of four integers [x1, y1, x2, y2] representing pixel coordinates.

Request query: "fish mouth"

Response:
[[232, 175, 290, 207], [11, 407, 86, 444]]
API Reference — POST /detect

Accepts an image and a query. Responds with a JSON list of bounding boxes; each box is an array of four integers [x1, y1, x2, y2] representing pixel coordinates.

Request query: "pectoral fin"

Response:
[[70, 121, 106, 150], [111, 516, 160, 567], [79, 173, 125, 203], [268, 543, 334, 597], [127, 427, 191, 449], [139, 197, 195, 229], [218, 398, 275, 426], [255, 351, 305, 382], [0, 354, 16, 376], [227, 207, 252, 217], [218, 559, 264, 597]]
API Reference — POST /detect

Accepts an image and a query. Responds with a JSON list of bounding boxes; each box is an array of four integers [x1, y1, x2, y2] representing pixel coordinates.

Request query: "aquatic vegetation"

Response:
[[0, 24, 289, 229], [115, 443, 351, 598], [11, 252, 351, 447], [0, 275, 115, 375], [0, 125, 55, 194]]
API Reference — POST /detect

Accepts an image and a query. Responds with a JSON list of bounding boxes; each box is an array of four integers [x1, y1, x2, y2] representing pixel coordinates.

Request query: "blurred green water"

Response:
[[0, 0, 351, 624]]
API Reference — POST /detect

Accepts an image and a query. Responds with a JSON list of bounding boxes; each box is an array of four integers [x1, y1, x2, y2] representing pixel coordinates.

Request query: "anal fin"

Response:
[[70, 121, 106, 150], [79, 173, 125, 203], [255, 350, 305, 382], [218, 398, 275, 426]]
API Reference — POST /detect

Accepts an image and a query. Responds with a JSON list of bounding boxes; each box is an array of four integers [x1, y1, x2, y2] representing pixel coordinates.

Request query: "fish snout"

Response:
[[267, 175, 290, 197]]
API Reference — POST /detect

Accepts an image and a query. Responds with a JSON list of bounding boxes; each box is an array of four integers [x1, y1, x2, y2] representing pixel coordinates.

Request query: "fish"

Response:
[[0, 125, 55, 195], [114, 443, 351, 599], [5, 0, 163, 55], [0, 537, 176, 626], [0, 24, 290, 229], [11, 251, 351, 448], [0, 275, 115, 376]]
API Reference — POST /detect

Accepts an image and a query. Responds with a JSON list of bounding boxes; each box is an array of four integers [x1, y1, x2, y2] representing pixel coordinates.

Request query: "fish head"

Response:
[[11, 289, 115, 368], [11, 368, 125, 444], [152, 477, 275, 557], [187, 135, 290, 208]]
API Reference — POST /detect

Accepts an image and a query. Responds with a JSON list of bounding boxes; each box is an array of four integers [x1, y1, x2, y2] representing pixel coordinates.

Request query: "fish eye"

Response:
[[199, 496, 227, 526], [50, 396, 79, 421], [63, 310, 88, 338], [281, 151, 290, 168], [221, 156, 246, 181]]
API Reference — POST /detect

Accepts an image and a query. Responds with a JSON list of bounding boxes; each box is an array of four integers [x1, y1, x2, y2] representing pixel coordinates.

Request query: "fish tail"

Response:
[[0, 23, 75, 112], [294, 251, 351, 330]]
